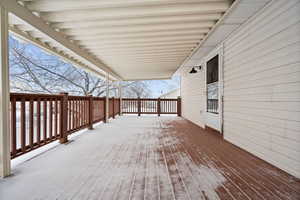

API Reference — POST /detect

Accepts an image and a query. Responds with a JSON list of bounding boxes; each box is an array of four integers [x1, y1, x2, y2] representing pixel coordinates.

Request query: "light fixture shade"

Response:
[[189, 67, 197, 74]]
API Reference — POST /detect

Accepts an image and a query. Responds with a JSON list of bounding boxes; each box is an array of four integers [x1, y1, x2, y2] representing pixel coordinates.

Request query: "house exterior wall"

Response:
[[180, 0, 300, 178], [181, 68, 206, 128]]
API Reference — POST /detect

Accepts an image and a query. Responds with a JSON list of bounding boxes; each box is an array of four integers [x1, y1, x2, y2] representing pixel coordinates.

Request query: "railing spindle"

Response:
[[43, 99, 47, 143], [49, 100, 53, 140], [10, 98, 16, 157], [37, 98, 41, 145], [55, 100, 58, 138], [20, 98, 26, 153], [29, 99, 34, 147]]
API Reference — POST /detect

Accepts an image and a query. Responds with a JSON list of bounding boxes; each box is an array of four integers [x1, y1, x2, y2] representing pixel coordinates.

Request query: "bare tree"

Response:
[[9, 36, 152, 97], [122, 81, 151, 98]]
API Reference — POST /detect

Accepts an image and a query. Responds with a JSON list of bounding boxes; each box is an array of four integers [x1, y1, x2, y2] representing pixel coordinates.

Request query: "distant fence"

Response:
[[10, 93, 120, 159], [122, 98, 181, 116]]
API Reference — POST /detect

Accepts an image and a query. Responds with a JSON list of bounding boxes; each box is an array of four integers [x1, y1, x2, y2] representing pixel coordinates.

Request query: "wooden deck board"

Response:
[[0, 116, 299, 200]]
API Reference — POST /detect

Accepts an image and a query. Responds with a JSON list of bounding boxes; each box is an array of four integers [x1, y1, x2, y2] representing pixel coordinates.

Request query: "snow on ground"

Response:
[[0, 116, 226, 200]]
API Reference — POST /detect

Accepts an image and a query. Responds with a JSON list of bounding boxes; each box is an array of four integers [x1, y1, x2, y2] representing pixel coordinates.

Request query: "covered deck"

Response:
[[1, 116, 299, 200]]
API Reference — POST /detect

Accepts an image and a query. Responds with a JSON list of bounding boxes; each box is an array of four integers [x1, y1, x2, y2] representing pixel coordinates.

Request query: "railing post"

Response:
[[59, 92, 68, 144], [119, 98, 121, 115], [177, 97, 182, 117], [119, 82, 122, 115], [103, 97, 107, 123], [88, 95, 93, 130], [112, 97, 115, 119], [157, 98, 161, 116], [105, 72, 109, 123], [138, 97, 141, 116]]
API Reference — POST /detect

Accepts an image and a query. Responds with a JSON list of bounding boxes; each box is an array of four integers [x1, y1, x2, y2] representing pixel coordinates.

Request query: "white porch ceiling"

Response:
[[2, 0, 235, 80]]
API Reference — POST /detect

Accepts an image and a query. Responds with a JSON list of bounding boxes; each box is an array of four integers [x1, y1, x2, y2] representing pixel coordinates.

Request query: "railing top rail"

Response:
[[93, 97, 106, 100], [68, 96, 90, 100], [159, 98, 179, 101], [10, 92, 63, 100], [122, 98, 179, 101], [10, 93, 115, 101]]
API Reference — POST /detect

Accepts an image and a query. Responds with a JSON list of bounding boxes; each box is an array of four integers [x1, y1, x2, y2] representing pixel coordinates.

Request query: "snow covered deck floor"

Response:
[[1, 116, 300, 200]]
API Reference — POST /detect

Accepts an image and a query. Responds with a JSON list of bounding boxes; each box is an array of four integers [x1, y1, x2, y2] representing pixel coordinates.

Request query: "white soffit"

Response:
[[178, 0, 271, 73], [3, 0, 235, 81]]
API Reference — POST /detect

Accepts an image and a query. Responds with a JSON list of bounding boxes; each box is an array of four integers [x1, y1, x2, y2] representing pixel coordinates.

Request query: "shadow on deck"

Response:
[[0, 116, 299, 200]]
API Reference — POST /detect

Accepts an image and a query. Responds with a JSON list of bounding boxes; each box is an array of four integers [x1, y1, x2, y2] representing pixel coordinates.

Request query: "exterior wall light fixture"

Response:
[[189, 66, 202, 74]]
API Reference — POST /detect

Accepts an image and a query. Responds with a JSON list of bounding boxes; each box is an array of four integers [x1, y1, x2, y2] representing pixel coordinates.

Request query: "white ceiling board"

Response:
[[80, 35, 204, 46], [5, 0, 235, 80], [52, 13, 222, 29], [25, 0, 230, 12], [71, 29, 210, 41], [64, 27, 211, 37], [40, 2, 230, 22]]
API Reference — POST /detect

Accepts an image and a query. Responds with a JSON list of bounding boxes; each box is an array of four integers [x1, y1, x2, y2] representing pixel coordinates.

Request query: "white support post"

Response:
[[105, 72, 109, 122], [0, 6, 11, 178], [118, 81, 122, 115]]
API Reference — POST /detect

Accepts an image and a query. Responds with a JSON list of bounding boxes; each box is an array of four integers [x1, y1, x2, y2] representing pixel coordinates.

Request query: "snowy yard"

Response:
[[0, 116, 299, 200]]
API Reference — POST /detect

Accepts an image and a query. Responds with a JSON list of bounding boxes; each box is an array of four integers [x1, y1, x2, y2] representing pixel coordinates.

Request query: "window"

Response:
[[206, 55, 219, 113]]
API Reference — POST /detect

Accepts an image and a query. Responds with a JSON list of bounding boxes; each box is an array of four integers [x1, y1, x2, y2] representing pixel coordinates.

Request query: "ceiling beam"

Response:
[[118, 60, 184, 64], [103, 55, 187, 60], [71, 29, 207, 41], [63, 24, 212, 36], [94, 49, 192, 56], [83, 39, 199, 47], [97, 51, 189, 57], [40, 2, 230, 22], [0, 0, 122, 80], [52, 13, 222, 29], [92, 46, 193, 53], [79, 35, 204, 45], [25, 0, 229, 12], [87, 42, 196, 50]]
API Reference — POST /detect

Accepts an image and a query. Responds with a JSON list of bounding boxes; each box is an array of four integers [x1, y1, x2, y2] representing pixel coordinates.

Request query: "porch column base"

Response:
[[59, 137, 68, 144]]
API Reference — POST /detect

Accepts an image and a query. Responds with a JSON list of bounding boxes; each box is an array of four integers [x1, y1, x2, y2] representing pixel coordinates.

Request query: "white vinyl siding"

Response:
[[223, 0, 300, 178], [180, 0, 300, 178], [181, 70, 206, 128]]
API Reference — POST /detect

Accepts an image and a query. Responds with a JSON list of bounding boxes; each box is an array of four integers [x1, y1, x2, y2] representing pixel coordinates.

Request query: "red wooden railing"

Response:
[[10, 93, 120, 158], [9, 94, 178, 159], [92, 97, 106, 123], [122, 98, 181, 116]]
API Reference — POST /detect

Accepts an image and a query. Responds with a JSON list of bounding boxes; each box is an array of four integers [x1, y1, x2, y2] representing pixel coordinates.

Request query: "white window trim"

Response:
[[203, 44, 224, 132]]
